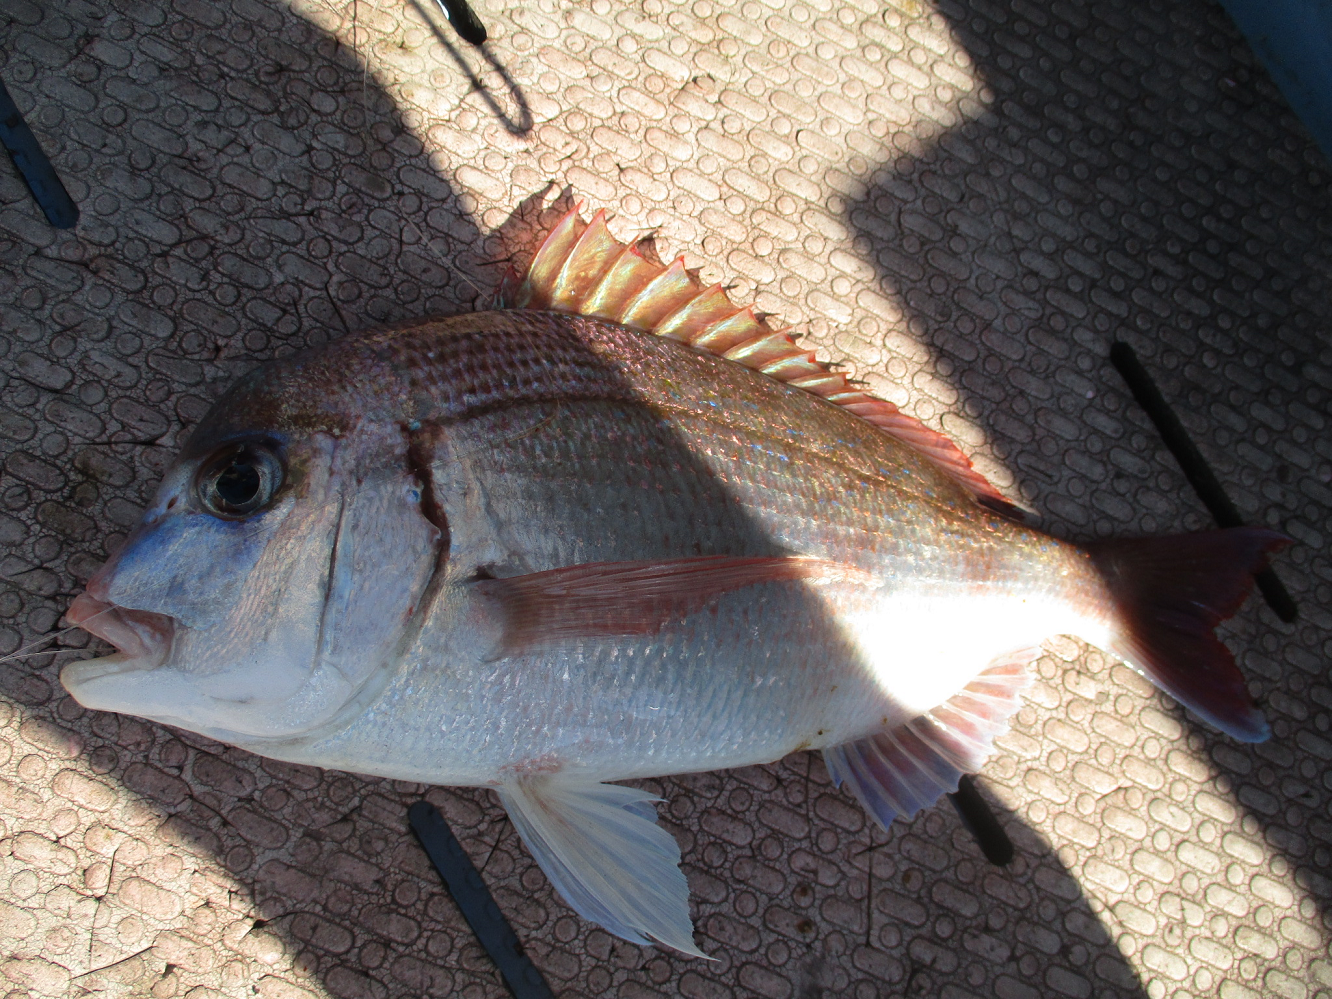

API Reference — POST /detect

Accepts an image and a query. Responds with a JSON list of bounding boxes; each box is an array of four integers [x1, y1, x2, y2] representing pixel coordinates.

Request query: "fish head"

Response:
[[61, 351, 444, 744]]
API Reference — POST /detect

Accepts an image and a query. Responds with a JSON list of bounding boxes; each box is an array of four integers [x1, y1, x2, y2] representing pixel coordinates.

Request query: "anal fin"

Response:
[[498, 778, 709, 959], [824, 650, 1036, 830]]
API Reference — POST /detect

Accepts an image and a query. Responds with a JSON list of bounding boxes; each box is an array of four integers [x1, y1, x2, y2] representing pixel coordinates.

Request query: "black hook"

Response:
[[948, 775, 1015, 866]]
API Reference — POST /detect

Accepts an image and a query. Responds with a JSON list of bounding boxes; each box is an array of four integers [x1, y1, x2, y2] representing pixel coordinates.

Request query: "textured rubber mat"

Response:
[[0, 1, 1329, 997]]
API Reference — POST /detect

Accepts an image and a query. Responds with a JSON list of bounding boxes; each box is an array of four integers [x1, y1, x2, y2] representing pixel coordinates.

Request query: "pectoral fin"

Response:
[[497, 777, 709, 959], [473, 555, 862, 657], [824, 650, 1035, 830]]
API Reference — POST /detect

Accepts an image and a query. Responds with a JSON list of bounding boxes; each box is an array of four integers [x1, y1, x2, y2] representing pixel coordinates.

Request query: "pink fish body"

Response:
[[63, 208, 1285, 956]]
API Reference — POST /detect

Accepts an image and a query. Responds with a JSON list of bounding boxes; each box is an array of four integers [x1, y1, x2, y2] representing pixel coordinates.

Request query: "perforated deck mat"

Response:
[[1, 1, 1329, 997]]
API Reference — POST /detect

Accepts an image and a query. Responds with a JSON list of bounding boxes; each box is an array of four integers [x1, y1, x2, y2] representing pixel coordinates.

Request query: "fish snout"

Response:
[[65, 591, 110, 628], [81, 562, 114, 602]]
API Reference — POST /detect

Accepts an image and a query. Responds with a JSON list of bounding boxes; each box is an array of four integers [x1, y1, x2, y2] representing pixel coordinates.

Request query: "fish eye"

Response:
[[195, 442, 283, 518]]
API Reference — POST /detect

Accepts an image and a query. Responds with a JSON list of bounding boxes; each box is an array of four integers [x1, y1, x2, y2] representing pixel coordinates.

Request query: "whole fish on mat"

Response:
[[63, 206, 1286, 957]]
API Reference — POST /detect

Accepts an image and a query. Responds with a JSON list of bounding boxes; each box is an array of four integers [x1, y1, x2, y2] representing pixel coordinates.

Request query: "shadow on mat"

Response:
[[839, 0, 1328, 990], [3, 1, 1324, 999]]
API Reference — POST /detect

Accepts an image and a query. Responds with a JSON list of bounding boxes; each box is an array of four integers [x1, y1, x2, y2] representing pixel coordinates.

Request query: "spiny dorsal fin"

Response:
[[514, 204, 1024, 520]]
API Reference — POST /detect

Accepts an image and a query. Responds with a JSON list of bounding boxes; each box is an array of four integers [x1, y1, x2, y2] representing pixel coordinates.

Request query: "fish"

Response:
[[61, 205, 1287, 958]]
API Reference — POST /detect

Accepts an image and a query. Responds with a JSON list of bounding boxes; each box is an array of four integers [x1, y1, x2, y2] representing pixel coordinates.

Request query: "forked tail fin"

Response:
[[1088, 527, 1290, 743]]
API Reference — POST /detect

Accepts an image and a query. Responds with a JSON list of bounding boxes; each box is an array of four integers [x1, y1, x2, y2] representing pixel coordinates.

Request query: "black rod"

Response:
[[409, 802, 554, 999], [0, 76, 78, 229], [436, 0, 488, 45], [1109, 341, 1297, 622]]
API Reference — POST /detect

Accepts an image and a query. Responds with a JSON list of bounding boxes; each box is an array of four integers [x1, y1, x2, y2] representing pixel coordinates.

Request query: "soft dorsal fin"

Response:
[[513, 205, 1024, 520]]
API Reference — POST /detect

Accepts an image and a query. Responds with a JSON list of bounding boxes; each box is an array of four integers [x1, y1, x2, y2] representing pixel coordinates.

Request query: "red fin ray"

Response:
[[514, 206, 1024, 519], [691, 308, 767, 353], [654, 286, 739, 342], [721, 329, 801, 368], [582, 245, 661, 320], [824, 651, 1035, 830], [516, 204, 584, 310], [474, 555, 863, 658], [758, 350, 821, 380], [550, 209, 621, 310], [1090, 528, 1290, 743], [621, 258, 697, 328]]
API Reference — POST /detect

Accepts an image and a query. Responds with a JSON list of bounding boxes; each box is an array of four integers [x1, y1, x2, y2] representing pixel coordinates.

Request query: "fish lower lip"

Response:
[[65, 592, 175, 668], [62, 652, 147, 681]]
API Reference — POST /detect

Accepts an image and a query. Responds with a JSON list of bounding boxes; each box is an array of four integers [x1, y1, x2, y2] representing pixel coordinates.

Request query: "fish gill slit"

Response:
[[401, 422, 451, 547], [391, 422, 454, 664], [314, 496, 347, 666]]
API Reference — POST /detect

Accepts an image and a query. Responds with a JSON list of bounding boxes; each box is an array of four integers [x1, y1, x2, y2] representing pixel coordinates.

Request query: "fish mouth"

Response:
[[64, 592, 176, 674]]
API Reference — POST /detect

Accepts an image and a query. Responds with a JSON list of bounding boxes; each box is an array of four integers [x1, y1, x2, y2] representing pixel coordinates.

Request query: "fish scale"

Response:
[[254, 316, 1097, 780], [62, 212, 1286, 960], [430, 343, 1020, 580]]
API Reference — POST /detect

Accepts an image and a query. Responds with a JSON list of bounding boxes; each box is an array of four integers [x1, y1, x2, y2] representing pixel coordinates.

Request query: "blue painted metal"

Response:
[[0, 76, 78, 229], [1217, 0, 1332, 160]]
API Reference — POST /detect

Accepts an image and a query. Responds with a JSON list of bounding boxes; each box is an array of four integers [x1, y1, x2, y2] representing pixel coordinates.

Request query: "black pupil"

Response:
[[215, 458, 261, 507]]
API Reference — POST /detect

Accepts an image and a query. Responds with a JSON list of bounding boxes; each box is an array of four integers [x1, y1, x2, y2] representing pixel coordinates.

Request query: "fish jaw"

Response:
[[60, 586, 343, 742], [62, 591, 177, 706]]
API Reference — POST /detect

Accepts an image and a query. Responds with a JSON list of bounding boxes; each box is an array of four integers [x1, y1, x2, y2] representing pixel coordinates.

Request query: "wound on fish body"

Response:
[[61, 204, 1288, 959]]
